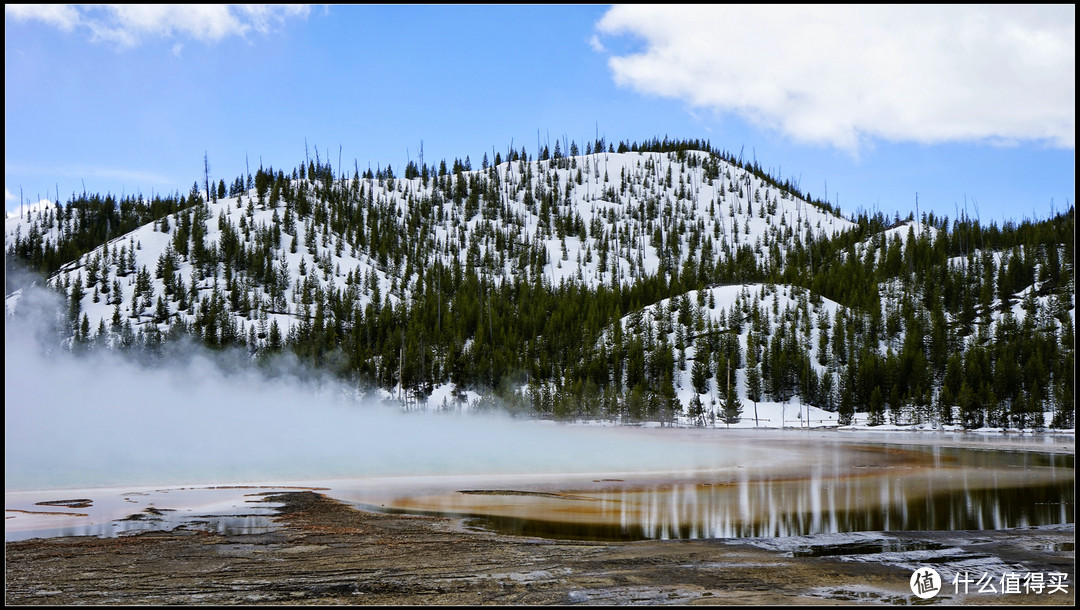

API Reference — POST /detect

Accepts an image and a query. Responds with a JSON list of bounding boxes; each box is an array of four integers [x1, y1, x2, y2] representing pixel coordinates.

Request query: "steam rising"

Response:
[[6, 286, 736, 492]]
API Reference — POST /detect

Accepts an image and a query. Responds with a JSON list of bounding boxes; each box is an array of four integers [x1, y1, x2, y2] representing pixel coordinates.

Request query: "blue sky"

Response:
[[5, 5, 1075, 226]]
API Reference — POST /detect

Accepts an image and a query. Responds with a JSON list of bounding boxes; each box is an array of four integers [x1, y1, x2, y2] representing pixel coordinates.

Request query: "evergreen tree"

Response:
[[688, 393, 706, 427], [68, 272, 85, 325], [745, 339, 763, 426], [867, 386, 885, 426], [691, 355, 710, 395], [721, 376, 741, 426]]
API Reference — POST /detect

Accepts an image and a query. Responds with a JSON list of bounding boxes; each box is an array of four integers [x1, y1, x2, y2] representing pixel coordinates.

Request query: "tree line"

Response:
[[7, 137, 1074, 429]]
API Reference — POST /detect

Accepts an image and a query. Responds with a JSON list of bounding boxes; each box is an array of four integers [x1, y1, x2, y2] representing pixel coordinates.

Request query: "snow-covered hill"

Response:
[[6, 149, 851, 350], [6, 144, 1073, 430]]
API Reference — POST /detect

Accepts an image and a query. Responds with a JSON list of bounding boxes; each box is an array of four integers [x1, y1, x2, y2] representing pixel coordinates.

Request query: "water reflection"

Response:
[[5, 486, 287, 542], [372, 444, 1073, 541], [7, 513, 278, 542]]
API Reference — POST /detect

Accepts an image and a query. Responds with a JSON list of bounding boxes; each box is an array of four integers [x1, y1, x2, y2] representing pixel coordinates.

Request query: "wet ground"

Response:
[[6, 430, 1074, 604], [4, 490, 1074, 605]]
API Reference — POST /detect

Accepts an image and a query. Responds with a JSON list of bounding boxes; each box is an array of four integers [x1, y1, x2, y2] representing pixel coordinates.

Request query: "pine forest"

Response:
[[5, 137, 1074, 430]]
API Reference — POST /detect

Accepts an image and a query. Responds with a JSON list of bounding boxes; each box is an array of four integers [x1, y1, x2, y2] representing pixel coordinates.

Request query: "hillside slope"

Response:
[[6, 140, 1074, 429]]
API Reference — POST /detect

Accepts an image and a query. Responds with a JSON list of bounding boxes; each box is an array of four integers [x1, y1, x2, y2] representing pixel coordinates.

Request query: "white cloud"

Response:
[[3, 188, 52, 218], [595, 5, 1075, 152], [5, 4, 311, 48], [5, 4, 80, 31], [85, 5, 240, 46], [6, 198, 54, 219], [236, 4, 311, 35]]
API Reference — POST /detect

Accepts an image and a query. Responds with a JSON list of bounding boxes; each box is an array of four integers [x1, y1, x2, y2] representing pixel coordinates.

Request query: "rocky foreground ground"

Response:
[[5, 491, 1075, 605]]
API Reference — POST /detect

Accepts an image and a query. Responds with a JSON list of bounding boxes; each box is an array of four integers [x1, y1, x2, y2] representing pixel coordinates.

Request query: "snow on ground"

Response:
[[882, 220, 939, 244], [683, 397, 838, 429]]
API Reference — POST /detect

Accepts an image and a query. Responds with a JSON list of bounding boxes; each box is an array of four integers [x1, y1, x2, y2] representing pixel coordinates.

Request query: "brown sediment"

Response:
[[6, 509, 90, 518], [34, 499, 93, 509], [4, 491, 1074, 605], [116, 506, 174, 520]]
